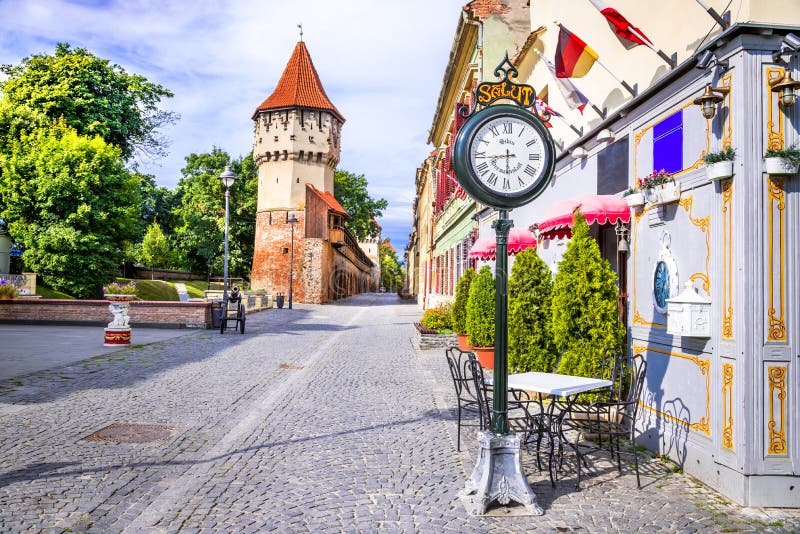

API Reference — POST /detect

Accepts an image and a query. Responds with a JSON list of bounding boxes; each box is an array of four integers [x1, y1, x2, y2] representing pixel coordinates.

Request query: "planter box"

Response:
[[765, 157, 799, 175], [624, 192, 645, 207], [413, 322, 456, 350], [645, 181, 681, 206], [706, 160, 734, 181]]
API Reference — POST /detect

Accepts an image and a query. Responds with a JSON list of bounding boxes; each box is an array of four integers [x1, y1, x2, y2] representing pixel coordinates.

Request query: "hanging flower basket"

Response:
[[638, 170, 681, 206], [706, 160, 734, 181]]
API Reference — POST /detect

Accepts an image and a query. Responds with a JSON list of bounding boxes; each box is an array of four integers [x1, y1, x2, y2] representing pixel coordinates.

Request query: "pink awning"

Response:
[[535, 194, 631, 240], [468, 228, 537, 260]]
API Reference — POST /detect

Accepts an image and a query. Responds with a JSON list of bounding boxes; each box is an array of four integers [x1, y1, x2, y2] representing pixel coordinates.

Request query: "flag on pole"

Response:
[[542, 55, 589, 113], [555, 24, 599, 78], [587, 0, 655, 50]]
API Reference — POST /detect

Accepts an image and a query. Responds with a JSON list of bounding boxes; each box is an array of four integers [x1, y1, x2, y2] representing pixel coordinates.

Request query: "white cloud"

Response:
[[0, 0, 466, 252]]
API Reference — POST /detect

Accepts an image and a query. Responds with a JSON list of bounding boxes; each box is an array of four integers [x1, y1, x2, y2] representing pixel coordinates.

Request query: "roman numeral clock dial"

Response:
[[453, 104, 555, 210]]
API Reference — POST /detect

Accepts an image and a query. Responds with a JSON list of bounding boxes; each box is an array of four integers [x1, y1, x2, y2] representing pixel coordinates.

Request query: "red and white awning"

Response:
[[535, 194, 631, 240], [468, 228, 537, 260]]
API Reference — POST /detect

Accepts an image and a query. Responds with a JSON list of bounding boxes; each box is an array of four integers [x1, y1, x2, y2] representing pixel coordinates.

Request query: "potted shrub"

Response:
[[638, 169, 681, 206], [704, 147, 735, 181], [451, 267, 475, 350], [420, 303, 453, 332], [622, 187, 645, 208], [466, 265, 495, 369], [508, 248, 556, 373], [102, 280, 137, 301], [551, 212, 625, 380], [765, 144, 800, 175]]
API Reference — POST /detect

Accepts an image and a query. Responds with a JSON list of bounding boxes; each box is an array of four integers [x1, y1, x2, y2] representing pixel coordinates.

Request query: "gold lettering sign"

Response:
[[476, 80, 534, 108]]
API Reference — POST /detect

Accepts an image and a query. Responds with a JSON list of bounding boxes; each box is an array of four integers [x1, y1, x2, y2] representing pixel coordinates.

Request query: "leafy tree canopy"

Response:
[[333, 169, 387, 240], [141, 222, 171, 277], [379, 238, 404, 292], [173, 148, 256, 278], [0, 122, 142, 297], [0, 43, 177, 159]]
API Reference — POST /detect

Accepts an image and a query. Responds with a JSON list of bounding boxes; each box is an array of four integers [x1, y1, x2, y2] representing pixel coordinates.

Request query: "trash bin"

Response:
[[211, 300, 223, 328], [275, 292, 285, 309]]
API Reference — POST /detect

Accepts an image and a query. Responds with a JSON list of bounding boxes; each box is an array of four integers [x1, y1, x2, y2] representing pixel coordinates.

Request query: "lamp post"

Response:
[[287, 213, 298, 309], [219, 166, 236, 306]]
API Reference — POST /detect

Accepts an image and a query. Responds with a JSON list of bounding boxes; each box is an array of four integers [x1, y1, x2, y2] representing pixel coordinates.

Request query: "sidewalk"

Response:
[[0, 324, 197, 380]]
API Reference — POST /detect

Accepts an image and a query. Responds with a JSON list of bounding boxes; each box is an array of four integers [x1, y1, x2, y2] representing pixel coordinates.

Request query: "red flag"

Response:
[[555, 24, 599, 78], [588, 0, 654, 50]]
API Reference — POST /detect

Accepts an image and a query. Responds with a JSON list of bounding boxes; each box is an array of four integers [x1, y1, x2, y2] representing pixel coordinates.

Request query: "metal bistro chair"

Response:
[[561, 353, 648, 489], [445, 347, 486, 451]]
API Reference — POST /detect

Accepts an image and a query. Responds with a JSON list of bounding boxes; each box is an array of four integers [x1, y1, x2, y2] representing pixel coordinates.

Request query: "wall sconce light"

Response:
[[615, 220, 630, 253], [529, 223, 541, 241], [570, 146, 588, 159], [693, 83, 730, 119], [595, 129, 615, 143], [770, 70, 800, 108]]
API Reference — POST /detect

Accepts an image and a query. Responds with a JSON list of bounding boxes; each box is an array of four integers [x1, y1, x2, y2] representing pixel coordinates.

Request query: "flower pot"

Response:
[[473, 346, 494, 370], [624, 192, 645, 207], [765, 157, 799, 175], [105, 294, 136, 302], [104, 295, 134, 347], [456, 333, 472, 351], [645, 181, 681, 206], [706, 160, 734, 181]]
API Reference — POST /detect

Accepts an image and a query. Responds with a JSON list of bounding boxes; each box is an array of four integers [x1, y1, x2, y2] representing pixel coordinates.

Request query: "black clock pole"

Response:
[[491, 211, 512, 435]]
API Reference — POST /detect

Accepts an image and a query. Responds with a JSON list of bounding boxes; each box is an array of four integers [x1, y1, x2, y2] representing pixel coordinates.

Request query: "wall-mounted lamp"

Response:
[[570, 147, 589, 159], [693, 83, 730, 119], [770, 70, 800, 108], [615, 220, 630, 254], [529, 223, 541, 241]]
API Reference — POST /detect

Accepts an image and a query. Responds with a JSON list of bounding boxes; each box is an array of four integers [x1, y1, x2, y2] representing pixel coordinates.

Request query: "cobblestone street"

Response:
[[2, 293, 800, 532]]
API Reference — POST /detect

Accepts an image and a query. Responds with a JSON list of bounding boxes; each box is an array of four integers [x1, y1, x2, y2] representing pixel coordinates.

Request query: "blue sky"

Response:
[[0, 0, 467, 255]]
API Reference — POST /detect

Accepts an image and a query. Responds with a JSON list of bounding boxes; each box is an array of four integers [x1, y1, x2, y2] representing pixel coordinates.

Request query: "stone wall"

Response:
[[0, 299, 215, 328], [251, 210, 308, 301]]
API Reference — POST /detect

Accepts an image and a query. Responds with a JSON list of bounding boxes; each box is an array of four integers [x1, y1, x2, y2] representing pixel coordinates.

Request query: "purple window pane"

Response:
[[653, 110, 683, 174]]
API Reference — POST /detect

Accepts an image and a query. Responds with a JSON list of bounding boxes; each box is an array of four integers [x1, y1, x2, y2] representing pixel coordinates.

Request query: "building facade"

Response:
[[414, 0, 800, 507], [250, 41, 374, 303]]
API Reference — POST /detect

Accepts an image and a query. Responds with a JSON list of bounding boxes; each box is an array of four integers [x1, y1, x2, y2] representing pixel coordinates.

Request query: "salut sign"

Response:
[[475, 79, 535, 108]]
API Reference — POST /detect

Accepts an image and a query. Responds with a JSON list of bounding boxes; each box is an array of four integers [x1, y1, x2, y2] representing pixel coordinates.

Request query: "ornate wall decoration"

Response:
[[767, 366, 787, 455], [722, 180, 734, 338], [677, 196, 711, 293], [766, 67, 785, 152], [722, 363, 734, 450], [720, 73, 733, 150], [767, 177, 786, 342], [634, 345, 711, 435]]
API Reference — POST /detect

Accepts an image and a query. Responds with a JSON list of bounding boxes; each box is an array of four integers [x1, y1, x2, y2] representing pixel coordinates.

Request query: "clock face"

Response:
[[453, 104, 555, 209], [470, 115, 547, 195]]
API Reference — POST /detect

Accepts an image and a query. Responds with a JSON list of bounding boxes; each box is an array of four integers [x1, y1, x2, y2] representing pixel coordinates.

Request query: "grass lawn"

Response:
[[117, 278, 179, 301], [36, 285, 75, 299], [184, 280, 212, 299]]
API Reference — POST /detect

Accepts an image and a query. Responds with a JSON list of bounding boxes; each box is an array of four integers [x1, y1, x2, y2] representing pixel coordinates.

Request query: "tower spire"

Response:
[[298, 23, 303, 42]]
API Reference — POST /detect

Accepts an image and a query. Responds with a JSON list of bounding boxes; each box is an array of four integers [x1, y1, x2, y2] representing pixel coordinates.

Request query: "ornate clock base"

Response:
[[460, 431, 544, 516]]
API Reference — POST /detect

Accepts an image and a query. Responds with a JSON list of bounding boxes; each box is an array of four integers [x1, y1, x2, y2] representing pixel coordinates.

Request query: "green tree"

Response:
[[173, 148, 256, 277], [0, 43, 176, 159], [508, 248, 556, 373], [141, 222, 171, 279], [451, 267, 475, 335], [0, 122, 141, 298], [137, 173, 181, 237], [466, 265, 495, 348], [379, 239, 405, 292], [551, 212, 625, 378], [334, 169, 387, 240]]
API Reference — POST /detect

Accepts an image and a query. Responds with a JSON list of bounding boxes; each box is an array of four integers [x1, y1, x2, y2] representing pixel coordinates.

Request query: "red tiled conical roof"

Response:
[[253, 41, 344, 122]]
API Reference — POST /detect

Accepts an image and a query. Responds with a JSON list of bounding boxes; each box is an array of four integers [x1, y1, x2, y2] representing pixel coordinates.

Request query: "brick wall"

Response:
[[251, 210, 309, 302], [0, 299, 215, 328]]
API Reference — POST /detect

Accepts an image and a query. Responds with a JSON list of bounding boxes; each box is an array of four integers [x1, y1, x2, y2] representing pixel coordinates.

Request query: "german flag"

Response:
[[555, 24, 598, 78]]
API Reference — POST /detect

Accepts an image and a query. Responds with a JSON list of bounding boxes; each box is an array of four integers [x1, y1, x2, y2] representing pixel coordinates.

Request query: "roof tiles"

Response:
[[254, 41, 344, 122]]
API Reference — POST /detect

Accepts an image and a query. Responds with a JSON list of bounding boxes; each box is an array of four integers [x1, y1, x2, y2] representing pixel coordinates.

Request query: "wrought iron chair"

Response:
[[445, 347, 485, 451], [560, 353, 648, 489]]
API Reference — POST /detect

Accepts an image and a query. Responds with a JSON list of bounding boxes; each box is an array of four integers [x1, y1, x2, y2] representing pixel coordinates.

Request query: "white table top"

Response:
[[507, 372, 612, 397]]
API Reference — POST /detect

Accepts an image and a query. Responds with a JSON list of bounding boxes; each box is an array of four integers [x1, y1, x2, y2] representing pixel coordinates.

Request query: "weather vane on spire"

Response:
[[298, 23, 303, 42]]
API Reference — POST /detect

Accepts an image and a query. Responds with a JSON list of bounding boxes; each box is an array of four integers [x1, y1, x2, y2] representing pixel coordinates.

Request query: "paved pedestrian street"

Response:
[[2, 294, 800, 533]]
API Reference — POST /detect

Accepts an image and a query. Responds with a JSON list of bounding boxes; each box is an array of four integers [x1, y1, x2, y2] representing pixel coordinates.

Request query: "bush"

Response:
[[551, 212, 625, 378], [466, 265, 495, 347], [765, 144, 800, 165], [451, 268, 475, 335], [102, 280, 137, 295], [703, 147, 735, 164], [421, 304, 453, 332], [0, 280, 19, 299], [508, 248, 556, 373]]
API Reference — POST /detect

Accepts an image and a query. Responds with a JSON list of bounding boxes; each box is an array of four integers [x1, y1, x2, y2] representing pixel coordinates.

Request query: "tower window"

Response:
[[309, 136, 314, 143], [290, 134, 296, 141], [274, 136, 279, 142], [298, 150, 304, 161], [283, 150, 288, 160], [276, 178, 279, 183], [296, 178, 300, 183], [316, 152, 322, 163]]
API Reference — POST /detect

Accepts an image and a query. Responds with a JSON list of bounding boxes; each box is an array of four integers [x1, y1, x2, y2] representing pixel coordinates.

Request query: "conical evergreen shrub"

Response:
[[508, 248, 556, 373], [551, 212, 625, 378], [451, 267, 475, 335], [466, 265, 495, 347]]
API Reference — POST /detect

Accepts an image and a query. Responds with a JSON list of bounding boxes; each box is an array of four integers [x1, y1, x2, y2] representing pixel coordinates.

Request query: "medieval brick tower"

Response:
[[251, 41, 375, 303]]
